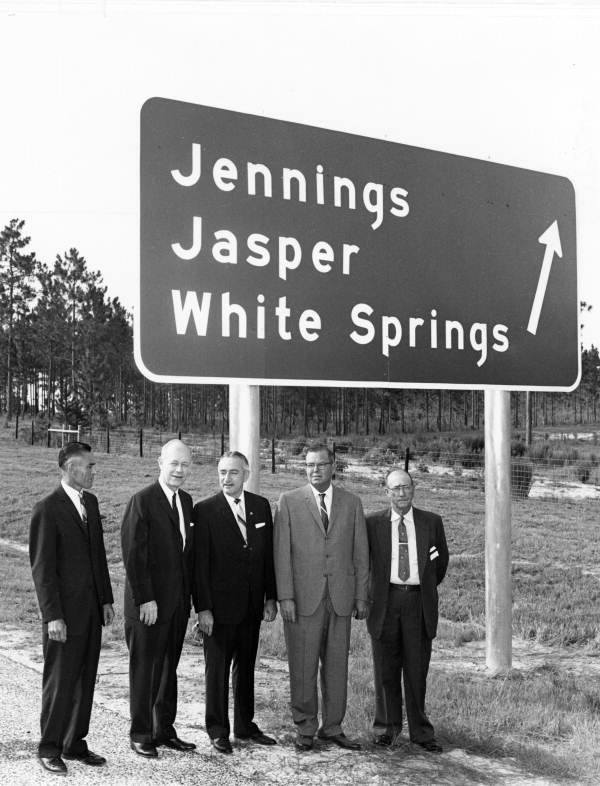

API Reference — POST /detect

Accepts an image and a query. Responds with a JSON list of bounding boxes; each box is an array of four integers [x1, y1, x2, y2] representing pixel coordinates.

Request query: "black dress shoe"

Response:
[[320, 732, 361, 750], [130, 740, 158, 758], [294, 735, 313, 752], [236, 731, 277, 746], [63, 750, 106, 766], [161, 737, 196, 752], [373, 733, 393, 746], [211, 737, 233, 754], [416, 739, 443, 753], [38, 755, 67, 775]]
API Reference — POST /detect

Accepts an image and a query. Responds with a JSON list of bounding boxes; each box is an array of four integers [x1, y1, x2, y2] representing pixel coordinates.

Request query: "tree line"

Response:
[[1, 218, 599, 436]]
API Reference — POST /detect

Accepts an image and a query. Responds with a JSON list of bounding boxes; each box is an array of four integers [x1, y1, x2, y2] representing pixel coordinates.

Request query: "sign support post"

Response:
[[484, 389, 512, 674], [229, 384, 260, 494]]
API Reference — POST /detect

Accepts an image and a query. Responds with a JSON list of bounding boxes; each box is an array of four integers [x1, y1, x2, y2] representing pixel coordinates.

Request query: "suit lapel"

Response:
[[378, 510, 392, 578], [303, 484, 325, 534], [56, 486, 87, 538], [219, 491, 246, 545], [413, 507, 429, 579]]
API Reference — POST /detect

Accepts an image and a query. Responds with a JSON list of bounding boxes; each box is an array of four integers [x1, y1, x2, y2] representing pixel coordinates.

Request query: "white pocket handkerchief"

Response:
[[430, 549, 439, 560], [255, 522, 266, 529]]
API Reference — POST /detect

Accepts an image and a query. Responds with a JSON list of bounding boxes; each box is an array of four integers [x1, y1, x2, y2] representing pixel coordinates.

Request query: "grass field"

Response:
[[2, 438, 600, 782]]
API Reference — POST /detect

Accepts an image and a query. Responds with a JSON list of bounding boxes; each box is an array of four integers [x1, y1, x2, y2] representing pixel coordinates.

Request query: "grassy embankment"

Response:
[[2, 439, 600, 783]]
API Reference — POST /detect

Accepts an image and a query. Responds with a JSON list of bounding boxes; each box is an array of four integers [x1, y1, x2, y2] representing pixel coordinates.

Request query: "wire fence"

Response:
[[18, 422, 599, 503]]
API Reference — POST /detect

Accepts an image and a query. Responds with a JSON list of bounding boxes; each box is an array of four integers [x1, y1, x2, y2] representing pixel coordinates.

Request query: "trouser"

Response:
[[125, 598, 189, 743], [39, 609, 102, 758], [284, 595, 351, 738], [371, 586, 434, 743], [203, 614, 261, 739]]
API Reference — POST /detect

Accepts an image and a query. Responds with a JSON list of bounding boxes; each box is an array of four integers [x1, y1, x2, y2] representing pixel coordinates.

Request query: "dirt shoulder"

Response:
[[0, 622, 567, 786]]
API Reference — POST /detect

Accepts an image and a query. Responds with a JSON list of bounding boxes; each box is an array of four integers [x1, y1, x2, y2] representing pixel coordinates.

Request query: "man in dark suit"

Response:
[[366, 468, 449, 752], [121, 438, 196, 758], [29, 441, 114, 775], [274, 443, 369, 752], [193, 451, 277, 754]]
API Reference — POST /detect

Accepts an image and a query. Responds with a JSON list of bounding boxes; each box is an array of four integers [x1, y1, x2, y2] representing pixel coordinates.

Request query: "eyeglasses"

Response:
[[387, 485, 413, 493], [305, 462, 332, 470]]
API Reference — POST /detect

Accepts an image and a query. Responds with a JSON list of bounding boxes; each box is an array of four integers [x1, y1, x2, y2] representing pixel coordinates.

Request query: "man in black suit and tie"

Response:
[[193, 451, 277, 754], [366, 468, 449, 752], [121, 439, 196, 758], [29, 441, 114, 775]]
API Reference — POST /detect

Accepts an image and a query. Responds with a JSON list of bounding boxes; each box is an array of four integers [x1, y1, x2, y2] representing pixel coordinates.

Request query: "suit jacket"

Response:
[[121, 481, 194, 624], [366, 506, 449, 640], [192, 490, 276, 625], [273, 483, 369, 617], [29, 486, 113, 635]]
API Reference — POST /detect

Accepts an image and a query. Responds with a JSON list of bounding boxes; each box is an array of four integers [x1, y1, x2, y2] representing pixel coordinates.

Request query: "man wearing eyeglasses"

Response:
[[367, 468, 448, 753], [273, 442, 369, 752]]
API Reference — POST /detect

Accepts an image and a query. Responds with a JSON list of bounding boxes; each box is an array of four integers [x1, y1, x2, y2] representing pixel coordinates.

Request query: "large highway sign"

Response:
[[138, 97, 578, 390]]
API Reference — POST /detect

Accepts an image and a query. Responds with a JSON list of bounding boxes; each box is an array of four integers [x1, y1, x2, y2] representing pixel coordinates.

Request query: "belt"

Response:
[[389, 583, 420, 592]]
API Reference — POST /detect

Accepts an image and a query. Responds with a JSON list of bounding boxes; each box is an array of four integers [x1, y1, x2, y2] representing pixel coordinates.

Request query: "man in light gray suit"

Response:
[[274, 443, 369, 752]]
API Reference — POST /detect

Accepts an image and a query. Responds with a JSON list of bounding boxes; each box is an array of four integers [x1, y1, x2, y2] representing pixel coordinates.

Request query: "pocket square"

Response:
[[189, 522, 195, 527], [255, 522, 266, 529], [430, 550, 439, 561]]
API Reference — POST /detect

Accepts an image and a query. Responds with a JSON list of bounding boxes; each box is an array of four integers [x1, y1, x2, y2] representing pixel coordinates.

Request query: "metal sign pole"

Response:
[[484, 388, 512, 674], [229, 384, 260, 494]]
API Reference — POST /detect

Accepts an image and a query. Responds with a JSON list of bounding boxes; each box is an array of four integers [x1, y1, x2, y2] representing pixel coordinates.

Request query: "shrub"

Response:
[[460, 451, 484, 469], [577, 463, 592, 484], [511, 440, 527, 457], [511, 462, 534, 498]]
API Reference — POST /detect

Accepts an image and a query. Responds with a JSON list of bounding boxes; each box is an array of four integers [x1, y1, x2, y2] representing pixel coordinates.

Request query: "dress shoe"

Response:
[[416, 739, 443, 753], [160, 737, 196, 752], [211, 737, 233, 754], [63, 750, 106, 766], [294, 735, 314, 752], [235, 731, 277, 746], [373, 733, 393, 747], [130, 740, 158, 758], [38, 755, 67, 775], [319, 732, 361, 750]]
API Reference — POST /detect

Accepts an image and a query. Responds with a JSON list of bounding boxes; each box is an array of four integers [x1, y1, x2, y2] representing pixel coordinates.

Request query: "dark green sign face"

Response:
[[138, 97, 578, 391]]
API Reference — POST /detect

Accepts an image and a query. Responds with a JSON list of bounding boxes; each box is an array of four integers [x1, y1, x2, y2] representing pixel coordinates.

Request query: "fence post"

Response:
[[47, 428, 51, 448], [106, 424, 110, 454], [271, 438, 276, 473], [15, 413, 19, 440], [333, 442, 336, 463], [31, 420, 35, 446], [139, 428, 143, 458], [220, 431, 225, 456], [405, 447, 410, 472]]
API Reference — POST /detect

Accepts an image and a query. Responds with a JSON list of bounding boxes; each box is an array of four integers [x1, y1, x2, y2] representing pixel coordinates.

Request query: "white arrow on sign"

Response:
[[527, 221, 563, 336]]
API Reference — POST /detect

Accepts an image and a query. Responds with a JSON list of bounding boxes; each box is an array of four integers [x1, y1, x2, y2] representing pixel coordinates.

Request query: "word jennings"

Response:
[[171, 142, 410, 232]]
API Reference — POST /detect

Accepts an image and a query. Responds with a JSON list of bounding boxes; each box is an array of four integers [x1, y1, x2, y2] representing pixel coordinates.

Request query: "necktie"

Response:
[[318, 493, 329, 532], [397, 515, 410, 581], [172, 493, 185, 548], [79, 491, 88, 536], [234, 497, 248, 544]]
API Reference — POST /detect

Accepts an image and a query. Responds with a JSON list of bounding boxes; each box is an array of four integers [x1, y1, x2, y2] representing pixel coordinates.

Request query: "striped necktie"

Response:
[[79, 491, 88, 536], [234, 497, 248, 544], [318, 493, 329, 532], [397, 514, 410, 581]]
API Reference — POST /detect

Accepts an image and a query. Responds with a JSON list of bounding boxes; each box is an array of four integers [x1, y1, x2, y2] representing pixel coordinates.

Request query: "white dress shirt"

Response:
[[310, 484, 332, 521], [61, 480, 85, 520], [390, 506, 420, 585], [159, 478, 186, 547], [224, 490, 248, 543]]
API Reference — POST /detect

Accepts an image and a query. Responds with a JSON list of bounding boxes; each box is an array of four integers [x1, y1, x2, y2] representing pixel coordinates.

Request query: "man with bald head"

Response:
[[366, 468, 448, 753], [121, 439, 196, 758]]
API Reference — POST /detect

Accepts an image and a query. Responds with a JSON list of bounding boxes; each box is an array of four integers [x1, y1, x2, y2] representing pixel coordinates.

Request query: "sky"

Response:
[[1, 0, 599, 358]]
